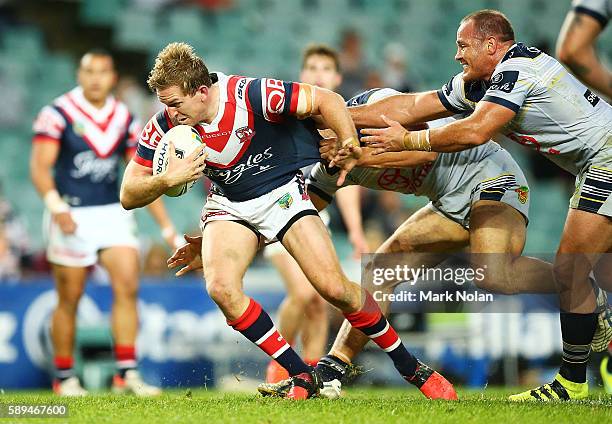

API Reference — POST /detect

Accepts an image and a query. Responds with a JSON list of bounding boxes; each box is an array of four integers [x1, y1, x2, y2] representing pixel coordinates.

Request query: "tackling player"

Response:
[[31, 50, 177, 396], [264, 44, 368, 383], [349, 9, 612, 401], [121, 42, 457, 400]]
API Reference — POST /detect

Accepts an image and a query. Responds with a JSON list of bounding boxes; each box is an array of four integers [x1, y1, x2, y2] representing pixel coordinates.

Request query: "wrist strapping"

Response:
[[402, 129, 431, 151], [44, 190, 70, 214]]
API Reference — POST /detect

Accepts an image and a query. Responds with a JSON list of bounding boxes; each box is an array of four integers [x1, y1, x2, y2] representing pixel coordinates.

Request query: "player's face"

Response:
[[157, 85, 207, 126], [454, 20, 491, 82], [78, 54, 116, 105], [300, 54, 342, 91]]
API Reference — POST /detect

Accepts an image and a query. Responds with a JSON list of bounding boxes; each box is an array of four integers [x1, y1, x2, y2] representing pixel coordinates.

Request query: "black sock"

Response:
[[559, 312, 597, 383], [316, 355, 348, 382]]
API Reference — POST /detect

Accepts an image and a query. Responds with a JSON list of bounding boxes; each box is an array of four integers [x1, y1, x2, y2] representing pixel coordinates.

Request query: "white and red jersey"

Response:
[[135, 72, 321, 201], [33, 87, 140, 207]]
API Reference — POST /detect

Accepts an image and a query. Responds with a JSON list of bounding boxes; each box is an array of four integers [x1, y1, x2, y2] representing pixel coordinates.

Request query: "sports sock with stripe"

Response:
[[115, 345, 137, 378], [559, 312, 597, 383], [343, 290, 418, 380], [54, 356, 74, 381], [228, 298, 311, 376]]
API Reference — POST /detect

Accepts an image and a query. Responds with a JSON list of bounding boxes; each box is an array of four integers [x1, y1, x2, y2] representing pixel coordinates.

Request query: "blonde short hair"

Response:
[[147, 42, 212, 95]]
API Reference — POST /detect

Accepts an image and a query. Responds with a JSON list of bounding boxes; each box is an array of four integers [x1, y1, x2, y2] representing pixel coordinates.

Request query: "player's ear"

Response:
[[197, 85, 208, 100]]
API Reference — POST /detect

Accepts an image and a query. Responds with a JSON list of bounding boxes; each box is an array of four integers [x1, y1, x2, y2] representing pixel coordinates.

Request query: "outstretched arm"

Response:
[[362, 101, 515, 154], [349, 91, 452, 128]]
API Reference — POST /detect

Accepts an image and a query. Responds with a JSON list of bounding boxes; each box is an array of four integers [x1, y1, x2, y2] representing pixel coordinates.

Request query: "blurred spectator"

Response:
[[364, 69, 384, 89], [337, 29, 369, 98], [0, 222, 20, 281], [115, 75, 159, 124], [381, 42, 415, 93]]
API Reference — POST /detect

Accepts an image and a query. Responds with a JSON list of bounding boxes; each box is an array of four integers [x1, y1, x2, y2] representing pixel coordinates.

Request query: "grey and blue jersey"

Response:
[[308, 89, 531, 228], [437, 43, 612, 176], [573, 0, 611, 27]]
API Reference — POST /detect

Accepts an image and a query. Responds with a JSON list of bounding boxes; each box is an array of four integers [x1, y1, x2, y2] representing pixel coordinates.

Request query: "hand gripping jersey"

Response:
[[437, 43, 612, 176], [33, 87, 140, 207], [573, 0, 611, 26], [343, 88, 503, 200], [309, 88, 531, 227], [135, 72, 321, 202]]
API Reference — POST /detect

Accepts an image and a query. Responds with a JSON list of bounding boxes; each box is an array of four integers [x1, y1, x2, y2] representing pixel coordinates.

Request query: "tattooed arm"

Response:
[[557, 10, 612, 99]]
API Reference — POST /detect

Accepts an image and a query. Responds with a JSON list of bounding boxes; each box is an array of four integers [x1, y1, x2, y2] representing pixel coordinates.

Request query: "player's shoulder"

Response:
[[572, 0, 611, 25], [139, 109, 173, 147], [346, 88, 400, 106], [497, 43, 543, 69]]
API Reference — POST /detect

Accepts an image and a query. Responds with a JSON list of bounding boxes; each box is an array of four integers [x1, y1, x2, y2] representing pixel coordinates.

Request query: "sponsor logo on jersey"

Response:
[[489, 71, 519, 93], [278, 193, 293, 209], [515, 185, 529, 204], [70, 150, 118, 182], [204, 147, 275, 185], [265, 79, 286, 115]]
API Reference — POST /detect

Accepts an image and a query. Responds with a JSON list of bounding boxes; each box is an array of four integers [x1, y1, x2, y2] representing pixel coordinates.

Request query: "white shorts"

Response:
[[44, 203, 139, 267], [263, 209, 331, 258], [200, 175, 319, 242]]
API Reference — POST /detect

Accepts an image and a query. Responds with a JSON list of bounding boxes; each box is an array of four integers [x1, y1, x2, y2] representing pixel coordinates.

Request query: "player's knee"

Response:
[[472, 258, 518, 295], [305, 294, 327, 319], [206, 279, 242, 308]]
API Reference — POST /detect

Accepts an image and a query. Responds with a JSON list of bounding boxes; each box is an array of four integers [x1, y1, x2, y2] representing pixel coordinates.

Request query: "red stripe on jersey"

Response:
[[133, 154, 152, 168], [372, 326, 400, 350], [33, 135, 60, 144], [66, 93, 118, 132], [57, 106, 129, 158], [218, 78, 255, 169], [227, 298, 262, 331], [289, 82, 300, 114], [257, 330, 288, 356]]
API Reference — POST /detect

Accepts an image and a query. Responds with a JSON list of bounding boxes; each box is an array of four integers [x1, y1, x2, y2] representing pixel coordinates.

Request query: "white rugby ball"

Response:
[[152, 125, 204, 197]]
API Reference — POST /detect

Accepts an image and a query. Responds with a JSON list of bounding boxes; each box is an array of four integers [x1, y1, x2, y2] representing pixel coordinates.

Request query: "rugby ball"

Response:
[[152, 125, 204, 197]]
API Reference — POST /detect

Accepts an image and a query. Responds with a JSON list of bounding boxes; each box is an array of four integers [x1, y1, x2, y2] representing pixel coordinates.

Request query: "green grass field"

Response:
[[1, 388, 611, 423]]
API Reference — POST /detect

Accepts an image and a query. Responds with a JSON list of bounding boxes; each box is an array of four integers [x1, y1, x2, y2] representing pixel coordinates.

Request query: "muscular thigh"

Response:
[[469, 200, 526, 254], [379, 205, 470, 255], [281, 214, 342, 282], [201, 221, 260, 286]]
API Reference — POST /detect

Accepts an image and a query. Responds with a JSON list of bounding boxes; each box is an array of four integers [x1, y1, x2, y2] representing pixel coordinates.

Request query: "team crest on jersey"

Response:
[[278, 193, 293, 209], [235, 126, 255, 144], [73, 121, 86, 137], [515, 186, 529, 204]]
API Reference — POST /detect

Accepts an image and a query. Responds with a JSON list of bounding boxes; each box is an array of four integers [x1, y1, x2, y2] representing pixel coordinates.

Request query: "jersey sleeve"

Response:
[[436, 73, 474, 113], [32, 105, 66, 142], [482, 63, 534, 114], [246, 77, 301, 123], [125, 115, 142, 156], [572, 0, 610, 27], [133, 110, 171, 168]]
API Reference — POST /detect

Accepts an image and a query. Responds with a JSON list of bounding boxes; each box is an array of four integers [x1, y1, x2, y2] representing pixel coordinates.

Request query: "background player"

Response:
[[557, 0, 612, 100], [31, 50, 177, 396], [264, 44, 368, 383], [122, 42, 456, 400], [350, 10, 612, 401], [557, 0, 612, 393]]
